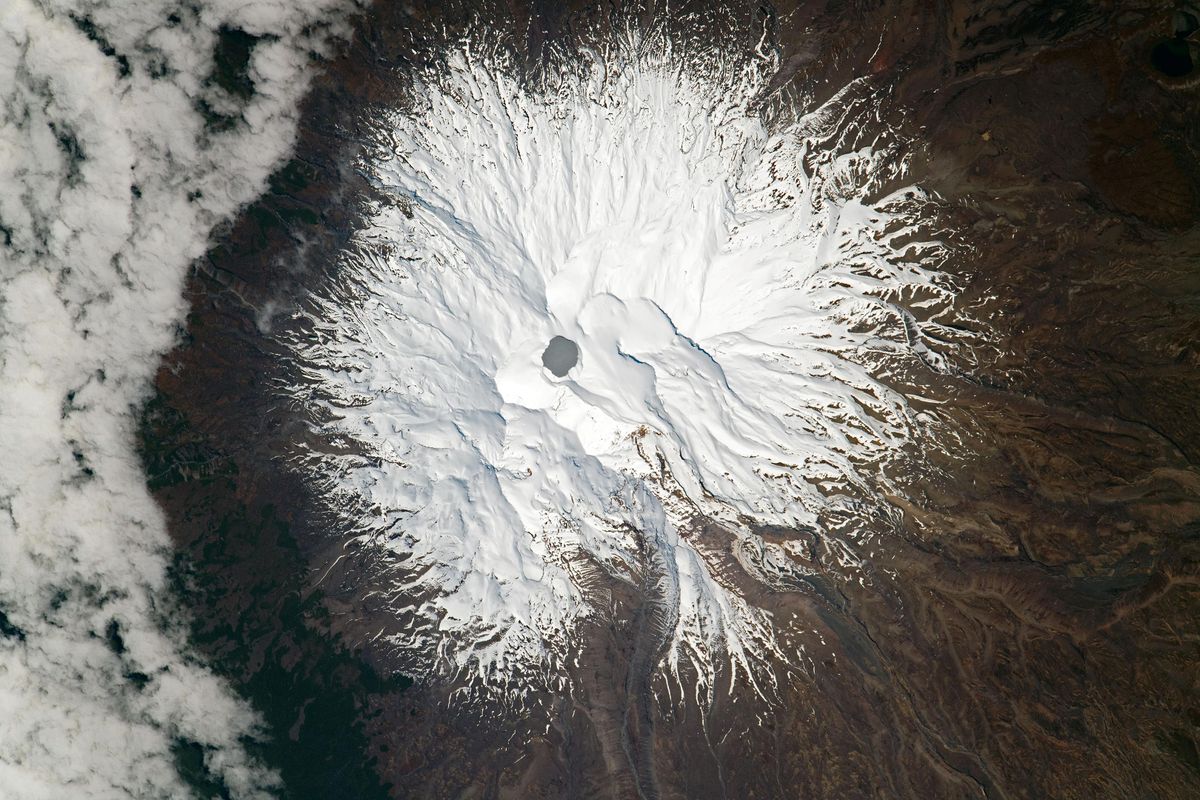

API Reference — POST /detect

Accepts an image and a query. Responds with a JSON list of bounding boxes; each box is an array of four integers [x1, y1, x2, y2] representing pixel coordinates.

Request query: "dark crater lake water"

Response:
[[542, 335, 580, 377]]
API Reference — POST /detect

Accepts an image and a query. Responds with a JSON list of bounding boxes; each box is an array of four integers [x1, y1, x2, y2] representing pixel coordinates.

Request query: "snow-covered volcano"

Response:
[[288, 41, 965, 695]]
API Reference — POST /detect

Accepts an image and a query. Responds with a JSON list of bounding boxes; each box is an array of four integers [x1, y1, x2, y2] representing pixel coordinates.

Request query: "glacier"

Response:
[[286, 38, 969, 700]]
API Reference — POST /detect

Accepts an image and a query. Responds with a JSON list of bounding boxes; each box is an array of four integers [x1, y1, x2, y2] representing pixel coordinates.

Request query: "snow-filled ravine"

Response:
[[287, 40, 969, 698]]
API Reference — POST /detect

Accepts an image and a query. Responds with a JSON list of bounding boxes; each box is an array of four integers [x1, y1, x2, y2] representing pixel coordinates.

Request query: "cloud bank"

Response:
[[0, 1, 356, 796]]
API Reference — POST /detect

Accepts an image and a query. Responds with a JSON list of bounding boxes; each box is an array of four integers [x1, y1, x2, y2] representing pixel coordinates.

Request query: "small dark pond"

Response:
[[542, 336, 579, 377], [1151, 38, 1193, 77]]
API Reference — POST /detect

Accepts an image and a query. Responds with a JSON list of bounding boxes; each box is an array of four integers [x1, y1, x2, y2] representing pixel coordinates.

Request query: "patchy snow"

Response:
[[290, 41, 966, 698]]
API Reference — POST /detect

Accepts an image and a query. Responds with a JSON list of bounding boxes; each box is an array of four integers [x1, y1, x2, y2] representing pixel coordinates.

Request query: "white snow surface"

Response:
[[0, 1, 357, 796], [292, 44, 964, 698]]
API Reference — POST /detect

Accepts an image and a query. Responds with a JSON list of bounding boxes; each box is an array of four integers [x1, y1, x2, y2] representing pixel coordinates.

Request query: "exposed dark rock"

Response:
[[143, 2, 1200, 798]]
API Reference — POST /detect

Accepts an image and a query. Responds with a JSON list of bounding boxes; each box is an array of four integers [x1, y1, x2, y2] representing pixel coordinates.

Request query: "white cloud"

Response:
[[0, 0, 357, 796]]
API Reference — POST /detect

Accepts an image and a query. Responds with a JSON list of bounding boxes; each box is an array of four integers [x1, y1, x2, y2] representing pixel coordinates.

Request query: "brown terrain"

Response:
[[140, 1, 1200, 798]]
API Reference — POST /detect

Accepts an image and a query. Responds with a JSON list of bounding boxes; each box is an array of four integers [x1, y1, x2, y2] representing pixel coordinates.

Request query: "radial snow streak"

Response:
[[289, 45, 965, 698]]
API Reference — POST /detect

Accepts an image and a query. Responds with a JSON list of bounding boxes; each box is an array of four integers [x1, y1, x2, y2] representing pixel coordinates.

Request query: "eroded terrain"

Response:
[[142, 2, 1200, 797]]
